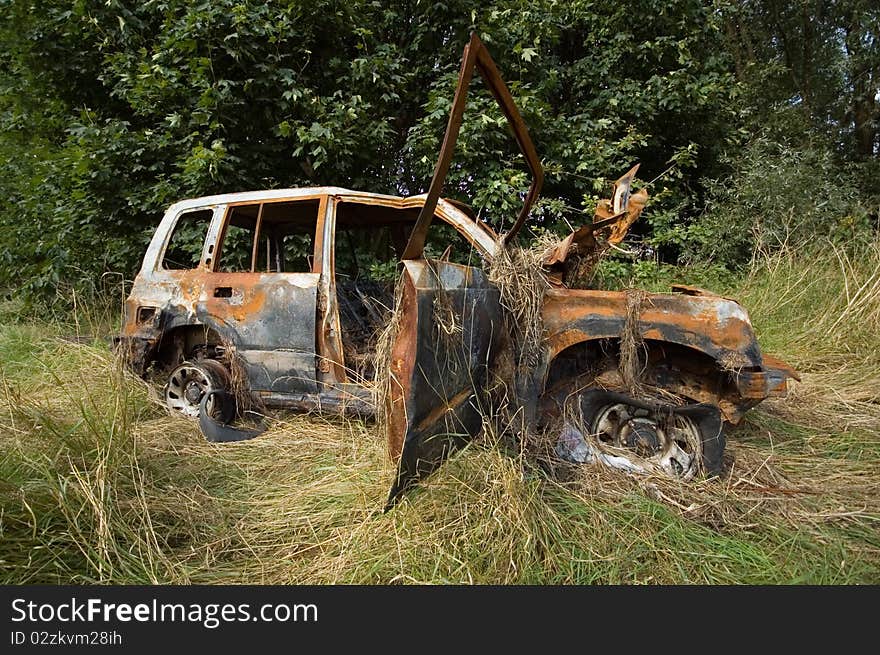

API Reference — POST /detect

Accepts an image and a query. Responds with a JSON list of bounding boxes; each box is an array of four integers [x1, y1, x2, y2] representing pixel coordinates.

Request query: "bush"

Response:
[[687, 135, 876, 267]]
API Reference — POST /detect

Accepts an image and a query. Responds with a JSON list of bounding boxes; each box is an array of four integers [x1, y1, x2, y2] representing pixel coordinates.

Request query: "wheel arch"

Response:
[[541, 336, 751, 424], [152, 320, 235, 372]]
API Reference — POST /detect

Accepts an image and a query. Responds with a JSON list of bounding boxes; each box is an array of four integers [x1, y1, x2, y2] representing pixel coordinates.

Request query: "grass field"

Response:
[[1, 240, 878, 584]]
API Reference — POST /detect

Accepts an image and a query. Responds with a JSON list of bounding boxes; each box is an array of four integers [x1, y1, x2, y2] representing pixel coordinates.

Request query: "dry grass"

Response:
[[0, 238, 878, 584], [619, 289, 650, 394], [738, 241, 880, 435], [484, 238, 554, 437], [486, 238, 554, 372]]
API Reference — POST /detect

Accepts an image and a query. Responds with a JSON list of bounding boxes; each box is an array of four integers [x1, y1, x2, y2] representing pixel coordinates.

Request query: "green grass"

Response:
[[1, 240, 878, 584]]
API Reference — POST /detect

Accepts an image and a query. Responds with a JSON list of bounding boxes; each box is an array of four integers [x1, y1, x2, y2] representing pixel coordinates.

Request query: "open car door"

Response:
[[385, 33, 543, 507]]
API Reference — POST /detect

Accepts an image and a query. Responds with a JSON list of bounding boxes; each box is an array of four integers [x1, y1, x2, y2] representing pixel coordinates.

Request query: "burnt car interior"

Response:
[[333, 200, 484, 382]]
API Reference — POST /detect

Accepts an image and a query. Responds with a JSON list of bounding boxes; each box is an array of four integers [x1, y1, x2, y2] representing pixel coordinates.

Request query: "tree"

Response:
[[722, 0, 879, 161], [8, 0, 865, 304]]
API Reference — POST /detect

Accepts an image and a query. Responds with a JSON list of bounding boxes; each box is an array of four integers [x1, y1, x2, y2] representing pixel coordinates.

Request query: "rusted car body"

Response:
[[120, 187, 499, 410], [119, 34, 796, 505]]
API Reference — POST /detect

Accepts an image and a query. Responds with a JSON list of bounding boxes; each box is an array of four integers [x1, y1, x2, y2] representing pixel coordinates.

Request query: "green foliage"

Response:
[[723, 0, 880, 163], [405, 0, 739, 241], [0, 0, 742, 306], [367, 259, 398, 284], [593, 254, 738, 292], [0, 0, 435, 304], [688, 135, 874, 266], [696, 0, 880, 267], [1, 0, 878, 305]]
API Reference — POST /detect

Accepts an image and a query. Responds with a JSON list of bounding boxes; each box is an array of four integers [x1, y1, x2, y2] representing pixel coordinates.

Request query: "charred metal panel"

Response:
[[238, 350, 316, 393], [193, 273, 319, 393], [539, 288, 801, 425], [192, 273, 317, 345], [121, 266, 319, 392], [258, 389, 373, 416], [542, 289, 765, 368], [385, 260, 502, 508], [734, 364, 795, 400]]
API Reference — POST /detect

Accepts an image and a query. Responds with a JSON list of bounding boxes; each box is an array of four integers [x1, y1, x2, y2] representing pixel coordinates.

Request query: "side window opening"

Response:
[[278, 233, 313, 272], [161, 209, 214, 270], [334, 204, 406, 384], [217, 219, 254, 272], [333, 202, 484, 383], [215, 199, 319, 273]]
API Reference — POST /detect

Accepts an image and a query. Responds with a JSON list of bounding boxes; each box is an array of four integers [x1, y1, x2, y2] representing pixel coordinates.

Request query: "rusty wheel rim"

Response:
[[591, 402, 702, 479], [165, 362, 221, 418]]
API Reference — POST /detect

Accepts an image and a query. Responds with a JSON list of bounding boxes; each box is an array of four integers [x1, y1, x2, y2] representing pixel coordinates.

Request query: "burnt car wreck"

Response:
[[118, 34, 797, 506]]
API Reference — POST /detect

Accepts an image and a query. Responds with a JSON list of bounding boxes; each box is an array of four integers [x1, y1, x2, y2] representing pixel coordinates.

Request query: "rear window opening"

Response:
[[215, 199, 320, 273], [161, 209, 214, 270]]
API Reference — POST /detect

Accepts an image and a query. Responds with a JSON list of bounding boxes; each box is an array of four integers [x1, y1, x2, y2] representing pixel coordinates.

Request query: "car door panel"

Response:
[[385, 260, 501, 507]]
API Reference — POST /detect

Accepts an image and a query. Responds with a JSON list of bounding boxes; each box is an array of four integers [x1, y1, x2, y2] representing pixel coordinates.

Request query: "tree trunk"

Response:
[[845, 7, 879, 159]]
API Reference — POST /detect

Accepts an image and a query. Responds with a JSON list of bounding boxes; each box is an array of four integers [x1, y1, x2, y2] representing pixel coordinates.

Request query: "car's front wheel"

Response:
[[556, 389, 725, 479]]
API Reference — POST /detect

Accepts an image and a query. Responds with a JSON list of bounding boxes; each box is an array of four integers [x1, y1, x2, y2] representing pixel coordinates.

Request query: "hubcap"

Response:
[[624, 420, 661, 455], [184, 381, 204, 404]]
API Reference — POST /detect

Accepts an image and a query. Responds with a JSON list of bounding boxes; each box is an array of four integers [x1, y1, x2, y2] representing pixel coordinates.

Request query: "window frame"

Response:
[[212, 195, 326, 275], [155, 206, 222, 273]]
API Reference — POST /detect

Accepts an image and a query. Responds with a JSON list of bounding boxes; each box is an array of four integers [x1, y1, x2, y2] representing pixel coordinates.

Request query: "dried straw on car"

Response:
[[619, 289, 650, 394]]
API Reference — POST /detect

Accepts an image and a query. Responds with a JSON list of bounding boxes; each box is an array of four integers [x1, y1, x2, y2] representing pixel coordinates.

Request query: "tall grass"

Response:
[[738, 240, 880, 434], [0, 240, 878, 584]]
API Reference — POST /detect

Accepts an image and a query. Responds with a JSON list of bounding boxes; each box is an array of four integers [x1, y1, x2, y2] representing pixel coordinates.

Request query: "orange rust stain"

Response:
[[736, 375, 770, 398], [177, 272, 269, 323], [121, 299, 141, 336], [203, 288, 267, 323], [176, 270, 208, 304], [762, 353, 801, 381], [236, 289, 267, 321], [542, 289, 753, 359], [413, 388, 473, 433], [386, 273, 418, 463]]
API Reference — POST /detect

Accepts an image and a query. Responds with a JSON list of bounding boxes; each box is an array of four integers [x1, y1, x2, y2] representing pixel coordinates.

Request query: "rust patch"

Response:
[[762, 354, 802, 382], [200, 276, 269, 323], [543, 166, 648, 287], [542, 289, 759, 362], [385, 272, 418, 462]]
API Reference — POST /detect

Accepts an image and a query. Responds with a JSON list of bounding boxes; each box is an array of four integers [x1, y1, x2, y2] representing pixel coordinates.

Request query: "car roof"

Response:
[[166, 186, 478, 220]]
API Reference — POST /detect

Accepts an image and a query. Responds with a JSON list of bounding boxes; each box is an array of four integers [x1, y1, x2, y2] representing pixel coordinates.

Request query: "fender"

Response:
[[542, 288, 764, 368], [541, 288, 797, 423]]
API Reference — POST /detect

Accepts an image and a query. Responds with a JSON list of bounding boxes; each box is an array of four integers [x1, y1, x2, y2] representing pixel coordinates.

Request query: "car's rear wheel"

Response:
[[164, 359, 232, 420]]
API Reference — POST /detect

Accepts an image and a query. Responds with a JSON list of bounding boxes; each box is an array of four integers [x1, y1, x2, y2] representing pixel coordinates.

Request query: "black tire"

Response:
[[579, 389, 725, 477], [198, 390, 264, 443]]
